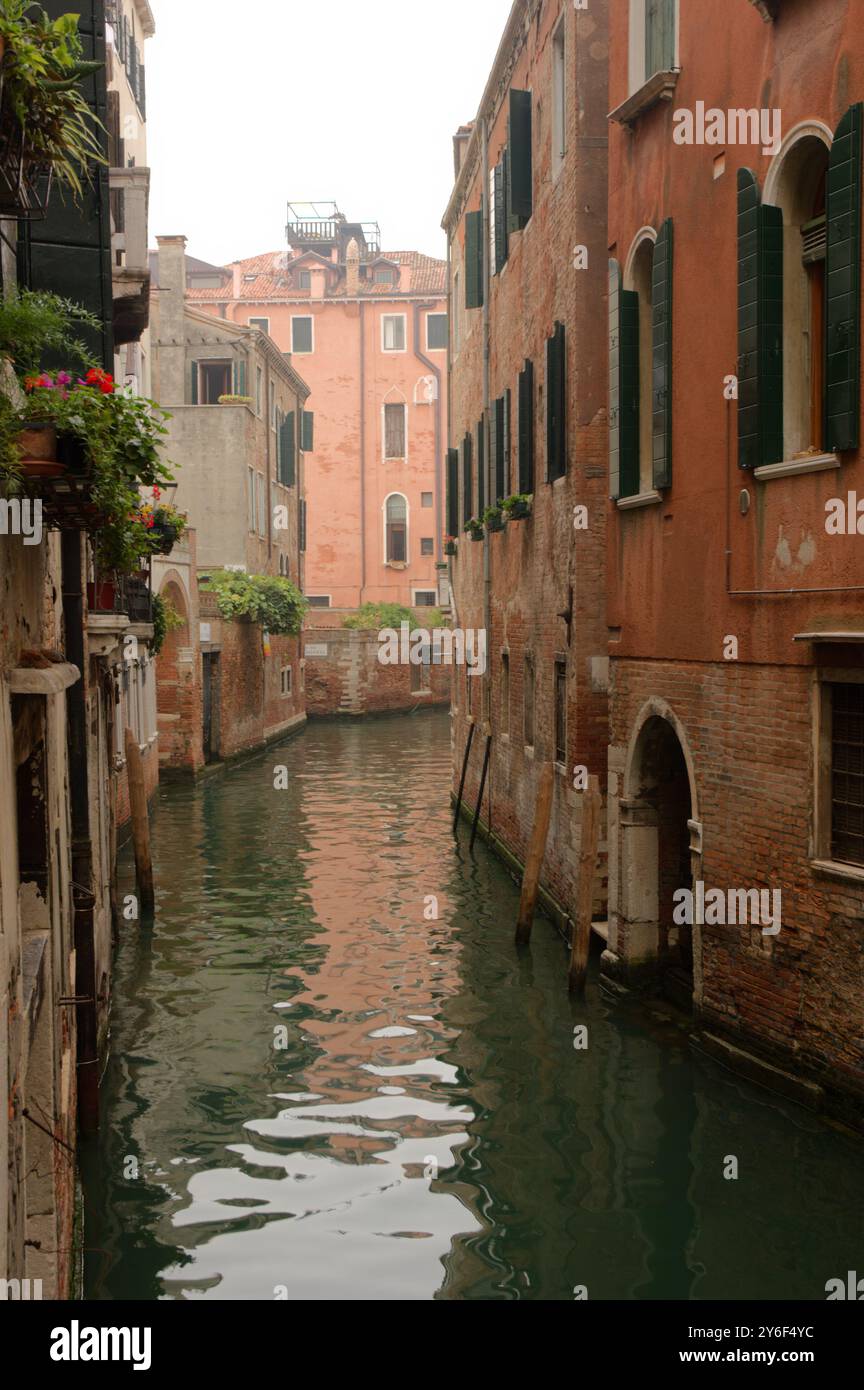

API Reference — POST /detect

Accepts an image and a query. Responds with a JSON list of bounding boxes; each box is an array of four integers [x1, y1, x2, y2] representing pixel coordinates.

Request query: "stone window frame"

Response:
[[381, 313, 407, 354], [812, 667, 864, 883]]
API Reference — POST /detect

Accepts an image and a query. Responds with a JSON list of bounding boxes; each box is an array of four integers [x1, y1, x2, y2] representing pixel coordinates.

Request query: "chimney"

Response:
[[155, 235, 188, 405], [232, 263, 241, 299], [346, 237, 360, 296]]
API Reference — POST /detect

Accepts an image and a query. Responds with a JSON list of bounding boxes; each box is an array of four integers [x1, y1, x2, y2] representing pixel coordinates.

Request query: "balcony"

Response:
[[110, 165, 151, 346]]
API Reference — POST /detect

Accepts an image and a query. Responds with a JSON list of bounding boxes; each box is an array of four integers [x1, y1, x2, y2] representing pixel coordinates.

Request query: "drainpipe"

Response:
[[412, 302, 443, 561], [359, 301, 367, 604], [60, 530, 99, 1134]]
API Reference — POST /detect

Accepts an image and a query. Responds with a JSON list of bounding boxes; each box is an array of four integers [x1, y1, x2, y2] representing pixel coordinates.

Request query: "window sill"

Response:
[[754, 453, 840, 481], [609, 69, 680, 128], [616, 489, 663, 511], [811, 858, 864, 886]]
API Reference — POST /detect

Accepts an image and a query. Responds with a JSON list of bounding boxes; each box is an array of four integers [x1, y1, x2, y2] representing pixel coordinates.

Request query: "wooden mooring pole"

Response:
[[469, 731, 492, 852], [569, 775, 602, 995], [515, 762, 555, 946], [124, 727, 155, 914], [454, 720, 476, 833]]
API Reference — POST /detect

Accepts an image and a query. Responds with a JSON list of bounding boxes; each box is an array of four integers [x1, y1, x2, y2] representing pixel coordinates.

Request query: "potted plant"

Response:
[[464, 517, 484, 542], [502, 492, 533, 520], [483, 504, 505, 533], [0, 2, 105, 217], [133, 493, 187, 556], [217, 394, 253, 406], [20, 366, 174, 570], [443, 535, 457, 557]]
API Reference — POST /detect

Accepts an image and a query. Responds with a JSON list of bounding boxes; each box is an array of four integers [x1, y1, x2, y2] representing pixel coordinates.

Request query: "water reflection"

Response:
[[82, 712, 862, 1302]]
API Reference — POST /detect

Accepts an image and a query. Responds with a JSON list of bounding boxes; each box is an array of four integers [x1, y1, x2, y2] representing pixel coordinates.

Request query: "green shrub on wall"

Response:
[[199, 570, 307, 637]]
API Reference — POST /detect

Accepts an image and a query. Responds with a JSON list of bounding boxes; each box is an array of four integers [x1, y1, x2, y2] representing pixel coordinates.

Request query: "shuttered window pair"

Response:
[[608, 219, 673, 500], [493, 90, 533, 277], [489, 393, 511, 502], [738, 103, 862, 466]]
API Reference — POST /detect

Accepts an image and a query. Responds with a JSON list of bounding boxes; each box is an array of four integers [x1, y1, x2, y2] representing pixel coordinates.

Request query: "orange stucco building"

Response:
[[186, 207, 448, 612]]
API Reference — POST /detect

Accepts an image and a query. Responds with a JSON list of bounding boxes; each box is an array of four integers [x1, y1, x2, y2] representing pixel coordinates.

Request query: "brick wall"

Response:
[[608, 657, 864, 1120], [445, 0, 610, 925], [305, 627, 450, 717]]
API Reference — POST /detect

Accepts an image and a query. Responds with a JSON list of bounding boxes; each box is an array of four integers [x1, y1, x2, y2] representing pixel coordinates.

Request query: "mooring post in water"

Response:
[[569, 774, 602, 995], [515, 762, 555, 945], [454, 719, 476, 834], [124, 726, 155, 914], [469, 730, 492, 852]]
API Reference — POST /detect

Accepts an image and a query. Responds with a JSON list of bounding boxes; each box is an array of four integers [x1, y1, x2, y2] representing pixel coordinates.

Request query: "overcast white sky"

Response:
[[146, 0, 514, 267]]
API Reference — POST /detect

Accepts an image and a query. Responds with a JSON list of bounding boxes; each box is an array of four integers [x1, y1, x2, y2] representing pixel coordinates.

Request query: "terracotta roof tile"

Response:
[[184, 248, 446, 301]]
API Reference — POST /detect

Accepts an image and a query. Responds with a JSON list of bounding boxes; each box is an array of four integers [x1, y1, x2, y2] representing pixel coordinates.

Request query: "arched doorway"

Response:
[[618, 702, 701, 1008]]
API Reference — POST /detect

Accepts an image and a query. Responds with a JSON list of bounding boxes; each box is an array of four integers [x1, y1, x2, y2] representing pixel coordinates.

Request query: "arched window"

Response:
[[768, 132, 831, 455], [624, 229, 657, 492], [385, 494, 408, 563]]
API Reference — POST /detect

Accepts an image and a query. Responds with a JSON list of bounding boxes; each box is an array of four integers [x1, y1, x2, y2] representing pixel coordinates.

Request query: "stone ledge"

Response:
[[616, 489, 664, 511], [755, 452, 840, 481], [609, 69, 680, 127], [8, 662, 80, 695], [694, 1031, 824, 1112]]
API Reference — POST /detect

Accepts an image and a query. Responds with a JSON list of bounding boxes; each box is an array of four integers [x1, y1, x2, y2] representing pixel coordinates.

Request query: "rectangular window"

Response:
[[446, 447, 459, 538], [256, 473, 265, 537], [270, 381, 277, 431], [464, 210, 484, 310], [249, 316, 270, 334], [501, 652, 510, 737], [830, 681, 864, 866], [420, 537, 434, 556], [301, 410, 314, 452], [256, 366, 263, 416], [306, 595, 331, 608], [414, 589, 436, 606], [374, 267, 396, 285], [426, 313, 448, 351], [554, 660, 567, 766], [421, 492, 433, 508], [508, 89, 533, 226], [462, 431, 473, 528], [298, 270, 312, 290], [552, 21, 566, 177], [247, 467, 255, 533], [524, 655, 535, 747], [281, 666, 293, 697], [199, 360, 232, 404], [384, 403, 406, 459], [382, 314, 406, 352], [292, 316, 313, 353]]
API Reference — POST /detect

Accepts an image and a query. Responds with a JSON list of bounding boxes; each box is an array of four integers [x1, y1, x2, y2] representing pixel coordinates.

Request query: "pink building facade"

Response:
[[186, 209, 448, 613]]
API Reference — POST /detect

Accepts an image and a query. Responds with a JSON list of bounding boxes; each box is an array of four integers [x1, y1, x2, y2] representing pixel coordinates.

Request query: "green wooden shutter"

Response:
[[508, 89, 533, 227], [546, 321, 566, 481], [621, 291, 640, 498], [462, 433, 473, 529], [652, 218, 673, 489], [19, 0, 112, 369], [477, 415, 486, 515], [447, 447, 460, 535], [518, 359, 535, 493], [494, 161, 508, 274], [299, 498, 307, 552], [826, 103, 863, 452], [646, 0, 675, 79], [286, 412, 296, 485], [494, 395, 506, 501], [233, 359, 247, 396], [190, 362, 199, 404], [465, 210, 484, 309], [504, 388, 512, 496], [301, 409, 314, 452], [609, 262, 622, 500], [737, 169, 783, 469]]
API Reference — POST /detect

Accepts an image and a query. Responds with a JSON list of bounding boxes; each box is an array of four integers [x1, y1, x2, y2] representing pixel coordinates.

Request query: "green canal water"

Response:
[[82, 711, 862, 1301]]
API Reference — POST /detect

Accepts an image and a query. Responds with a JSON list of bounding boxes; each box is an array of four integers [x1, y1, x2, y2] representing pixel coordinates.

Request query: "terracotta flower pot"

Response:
[[18, 422, 58, 461]]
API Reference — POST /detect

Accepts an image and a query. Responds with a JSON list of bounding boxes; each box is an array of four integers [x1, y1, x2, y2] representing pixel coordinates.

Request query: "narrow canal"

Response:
[[82, 711, 862, 1301]]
